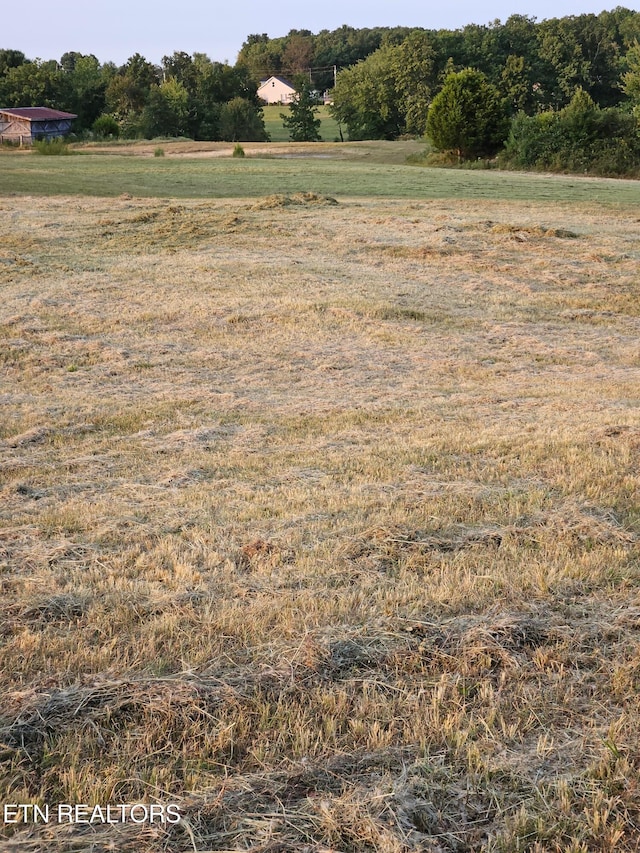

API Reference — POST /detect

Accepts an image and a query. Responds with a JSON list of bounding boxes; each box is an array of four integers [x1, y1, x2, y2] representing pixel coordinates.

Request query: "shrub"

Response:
[[92, 114, 120, 139], [232, 143, 245, 157], [33, 138, 72, 155], [154, 147, 165, 157], [503, 89, 640, 176]]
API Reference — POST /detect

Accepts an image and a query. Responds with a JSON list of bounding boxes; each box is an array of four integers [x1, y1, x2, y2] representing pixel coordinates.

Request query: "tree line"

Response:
[[0, 49, 269, 141], [325, 10, 640, 137], [1, 8, 640, 172], [238, 10, 640, 174]]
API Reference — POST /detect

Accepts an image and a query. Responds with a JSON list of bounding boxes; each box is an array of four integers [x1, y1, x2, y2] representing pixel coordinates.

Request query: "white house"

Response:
[[257, 76, 296, 105]]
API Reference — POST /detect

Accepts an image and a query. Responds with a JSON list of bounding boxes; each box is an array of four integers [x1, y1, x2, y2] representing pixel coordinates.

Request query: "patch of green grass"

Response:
[[2, 148, 640, 204], [262, 104, 343, 142]]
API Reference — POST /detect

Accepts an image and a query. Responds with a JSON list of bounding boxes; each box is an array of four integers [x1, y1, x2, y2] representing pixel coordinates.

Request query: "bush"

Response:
[[92, 114, 120, 139], [154, 147, 165, 157], [232, 143, 245, 157], [33, 138, 72, 155], [503, 90, 640, 176]]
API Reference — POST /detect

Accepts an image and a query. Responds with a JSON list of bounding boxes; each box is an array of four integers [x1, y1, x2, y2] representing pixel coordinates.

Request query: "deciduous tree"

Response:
[[330, 46, 403, 139], [621, 40, 640, 105], [140, 77, 189, 138], [427, 68, 508, 160], [219, 96, 269, 141]]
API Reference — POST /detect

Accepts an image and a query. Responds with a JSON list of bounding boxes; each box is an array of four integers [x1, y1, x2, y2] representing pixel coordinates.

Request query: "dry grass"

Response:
[[1, 191, 640, 852], [72, 139, 425, 164]]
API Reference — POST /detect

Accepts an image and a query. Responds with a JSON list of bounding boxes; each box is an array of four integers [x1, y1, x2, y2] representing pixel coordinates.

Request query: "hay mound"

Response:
[[490, 223, 578, 239], [5, 426, 51, 448], [251, 192, 338, 210]]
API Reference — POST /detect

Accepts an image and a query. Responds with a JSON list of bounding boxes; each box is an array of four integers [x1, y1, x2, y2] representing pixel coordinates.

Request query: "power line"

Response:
[[251, 65, 339, 86]]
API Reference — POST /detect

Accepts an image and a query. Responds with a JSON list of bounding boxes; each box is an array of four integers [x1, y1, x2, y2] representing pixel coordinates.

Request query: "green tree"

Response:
[[140, 77, 190, 138], [330, 32, 437, 139], [501, 54, 534, 114], [0, 49, 27, 76], [330, 47, 403, 139], [621, 40, 640, 105], [189, 55, 262, 139], [105, 53, 159, 130], [280, 79, 321, 141], [63, 54, 108, 131], [0, 59, 67, 108], [162, 51, 198, 95], [236, 34, 284, 82], [219, 97, 268, 141], [536, 15, 621, 108], [388, 31, 437, 136], [427, 68, 508, 160]]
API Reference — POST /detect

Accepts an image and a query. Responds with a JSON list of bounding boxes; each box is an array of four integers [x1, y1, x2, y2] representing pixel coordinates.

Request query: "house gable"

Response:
[[257, 76, 296, 105]]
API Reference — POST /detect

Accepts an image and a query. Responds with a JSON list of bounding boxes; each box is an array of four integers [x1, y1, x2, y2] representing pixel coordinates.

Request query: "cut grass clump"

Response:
[[250, 191, 339, 209], [490, 222, 579, 238]]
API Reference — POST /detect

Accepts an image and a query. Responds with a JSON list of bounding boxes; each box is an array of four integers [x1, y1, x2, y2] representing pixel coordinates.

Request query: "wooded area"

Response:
[[1, 8, 640, 171]]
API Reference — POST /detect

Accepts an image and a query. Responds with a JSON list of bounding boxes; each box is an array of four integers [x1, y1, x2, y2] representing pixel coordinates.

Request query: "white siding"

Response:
[[257, 77, 296, 105]]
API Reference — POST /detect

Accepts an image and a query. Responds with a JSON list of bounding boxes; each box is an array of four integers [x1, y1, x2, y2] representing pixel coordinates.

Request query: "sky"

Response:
[[3, 0, 637, 67]]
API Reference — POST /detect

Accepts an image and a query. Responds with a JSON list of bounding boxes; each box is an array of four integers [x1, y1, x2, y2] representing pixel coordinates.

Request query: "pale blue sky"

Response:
[[4, 0, 636, 66]]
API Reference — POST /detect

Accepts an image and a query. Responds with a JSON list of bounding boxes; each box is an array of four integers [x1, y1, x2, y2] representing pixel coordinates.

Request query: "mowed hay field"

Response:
[[1, 152, 640, 852]]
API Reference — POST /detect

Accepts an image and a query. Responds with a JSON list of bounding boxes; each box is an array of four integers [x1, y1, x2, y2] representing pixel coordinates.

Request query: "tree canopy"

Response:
[[0, 49, 267, 141], [426, 68, 508, 160], [2, 8, 640, 146]]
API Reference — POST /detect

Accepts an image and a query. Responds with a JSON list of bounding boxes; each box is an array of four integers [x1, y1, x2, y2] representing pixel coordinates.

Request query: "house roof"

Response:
[[0, 107, 77, 120], [257, 76, 295, 90]]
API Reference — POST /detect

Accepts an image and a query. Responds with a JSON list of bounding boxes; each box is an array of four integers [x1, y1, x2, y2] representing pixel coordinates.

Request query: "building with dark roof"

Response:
[[0, 107, 77, 145]]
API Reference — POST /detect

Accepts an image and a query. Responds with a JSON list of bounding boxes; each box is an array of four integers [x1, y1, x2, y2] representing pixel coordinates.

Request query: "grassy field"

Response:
[[1, 147, 640, 852], [3, 141, 640, 204], [262, 104, 343, 142]]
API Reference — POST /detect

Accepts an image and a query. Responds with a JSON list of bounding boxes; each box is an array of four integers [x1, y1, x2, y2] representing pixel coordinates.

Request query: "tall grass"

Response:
[[32, 137, 72, 155]]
